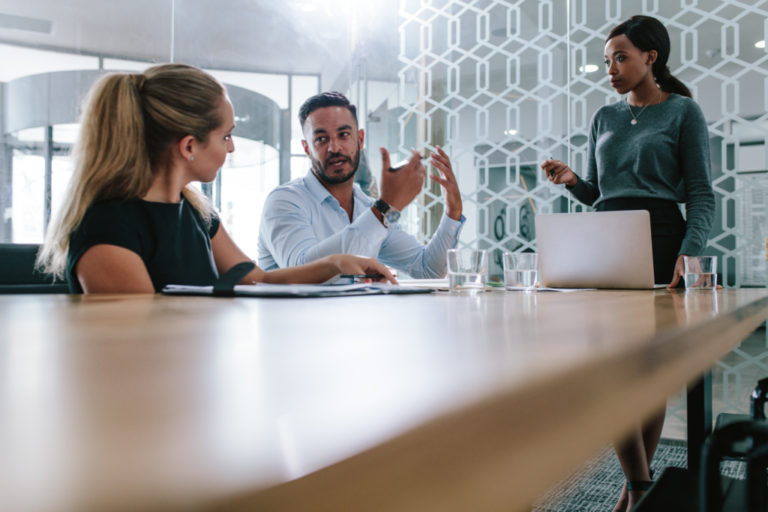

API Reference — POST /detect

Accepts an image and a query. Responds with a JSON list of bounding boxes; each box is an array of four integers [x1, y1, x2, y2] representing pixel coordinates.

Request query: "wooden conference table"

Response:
[[1, 288, 768, 512]]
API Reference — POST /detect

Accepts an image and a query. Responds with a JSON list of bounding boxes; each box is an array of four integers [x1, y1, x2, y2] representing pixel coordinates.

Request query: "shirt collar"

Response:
[[303, 169, 334, 203], [303, 169, 372, 208]]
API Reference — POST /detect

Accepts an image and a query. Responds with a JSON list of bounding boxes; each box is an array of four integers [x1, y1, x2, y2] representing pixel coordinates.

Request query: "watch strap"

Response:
[[373, 198, 391, 215]]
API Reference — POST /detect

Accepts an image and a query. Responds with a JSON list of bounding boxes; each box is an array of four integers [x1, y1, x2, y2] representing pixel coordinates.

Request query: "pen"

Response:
[[389, 156, 430, 172], [339, 274, 386, 279]]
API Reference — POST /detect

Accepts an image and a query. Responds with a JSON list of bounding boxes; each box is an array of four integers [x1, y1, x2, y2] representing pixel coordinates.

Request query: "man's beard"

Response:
[[311, 144, 360, 185]]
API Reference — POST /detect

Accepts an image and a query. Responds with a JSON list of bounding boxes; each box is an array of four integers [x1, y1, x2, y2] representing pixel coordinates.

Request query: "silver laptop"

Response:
[[535, 211, 660, 290]]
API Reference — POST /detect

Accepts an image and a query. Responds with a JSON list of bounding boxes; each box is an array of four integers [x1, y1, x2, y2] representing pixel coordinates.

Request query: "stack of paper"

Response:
[[162, 282, 433, 298]]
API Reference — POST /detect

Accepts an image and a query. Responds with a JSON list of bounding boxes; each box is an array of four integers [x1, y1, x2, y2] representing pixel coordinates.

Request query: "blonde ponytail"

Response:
[[38, 64, 224, 278]]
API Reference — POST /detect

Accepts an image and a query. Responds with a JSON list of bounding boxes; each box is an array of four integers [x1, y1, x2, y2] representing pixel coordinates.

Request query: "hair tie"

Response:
[[131, 74, 146, 92]]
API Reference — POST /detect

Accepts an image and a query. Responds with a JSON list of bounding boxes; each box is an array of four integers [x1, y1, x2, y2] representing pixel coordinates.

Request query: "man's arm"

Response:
[[260, 188, 389, 268], [379, 213, 464, 279]]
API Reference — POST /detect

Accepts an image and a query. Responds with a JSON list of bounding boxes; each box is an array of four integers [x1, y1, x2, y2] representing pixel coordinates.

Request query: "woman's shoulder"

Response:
[[79, 198, 145, 228], [667, 93, 703, 111], [590, 100, 625, 127], [666, 93, 707, 124]]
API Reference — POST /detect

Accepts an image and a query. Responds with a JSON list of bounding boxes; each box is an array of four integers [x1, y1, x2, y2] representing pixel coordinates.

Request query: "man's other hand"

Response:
[[429, 146, 462, 221]]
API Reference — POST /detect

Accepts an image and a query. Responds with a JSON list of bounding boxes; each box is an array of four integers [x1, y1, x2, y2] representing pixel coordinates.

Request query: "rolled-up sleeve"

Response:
[[260, 189, 388, 268], [379, 213, 465, 279]]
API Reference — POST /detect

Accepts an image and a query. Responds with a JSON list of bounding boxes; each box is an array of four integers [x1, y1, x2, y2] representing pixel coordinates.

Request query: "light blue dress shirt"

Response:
[[257, 170, 465, 278]]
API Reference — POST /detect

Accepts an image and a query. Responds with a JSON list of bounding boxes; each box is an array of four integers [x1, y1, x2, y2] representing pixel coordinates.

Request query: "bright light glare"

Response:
[[756, 40, 765, 49], [580, 64, 599, 73], [504, 130, 517, 136], [301, 3, 317, 12]]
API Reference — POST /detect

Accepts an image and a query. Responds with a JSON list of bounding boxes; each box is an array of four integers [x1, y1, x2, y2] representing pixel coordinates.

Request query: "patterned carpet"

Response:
[[532, 441, 747, 512]]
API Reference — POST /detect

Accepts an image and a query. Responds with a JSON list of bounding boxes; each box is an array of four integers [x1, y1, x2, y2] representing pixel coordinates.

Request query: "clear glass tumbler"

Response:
[[503, 253, 539, 292], [446, 249, 488, 293], [683, 256, 717, 291]]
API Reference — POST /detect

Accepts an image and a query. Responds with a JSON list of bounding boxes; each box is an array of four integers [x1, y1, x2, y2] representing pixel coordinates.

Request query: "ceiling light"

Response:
[[756, 40, 765, 49], [300, 3, 317, 12], [579, 64, 599, 73], [505, 129, 517, 136]]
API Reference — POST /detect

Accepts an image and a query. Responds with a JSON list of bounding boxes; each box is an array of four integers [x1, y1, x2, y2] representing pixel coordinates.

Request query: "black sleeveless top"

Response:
[[67, 196, 220, 293]]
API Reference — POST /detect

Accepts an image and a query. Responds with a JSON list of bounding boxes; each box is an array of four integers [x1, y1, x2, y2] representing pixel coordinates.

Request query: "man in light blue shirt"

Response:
[[258, 92, 465, 278]]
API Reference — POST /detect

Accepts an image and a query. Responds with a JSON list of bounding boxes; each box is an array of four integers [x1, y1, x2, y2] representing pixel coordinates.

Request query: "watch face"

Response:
[[385, 210, 401, 225]]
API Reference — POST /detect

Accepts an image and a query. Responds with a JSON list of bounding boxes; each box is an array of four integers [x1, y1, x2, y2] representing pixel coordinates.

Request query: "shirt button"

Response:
[[378, 236, 382, 240]]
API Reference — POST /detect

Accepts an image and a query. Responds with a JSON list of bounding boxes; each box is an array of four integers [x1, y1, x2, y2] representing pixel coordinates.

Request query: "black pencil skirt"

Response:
[[596, 197, 686, 285]]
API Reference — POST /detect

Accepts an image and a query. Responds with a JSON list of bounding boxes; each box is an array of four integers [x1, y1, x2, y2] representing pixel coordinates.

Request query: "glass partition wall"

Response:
[[398, 0, 768, 287], [3, 0, 768, 441], [396, 0, 768, 440]]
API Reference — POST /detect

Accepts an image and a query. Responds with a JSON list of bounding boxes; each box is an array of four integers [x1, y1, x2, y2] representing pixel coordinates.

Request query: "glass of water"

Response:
[[503, 253, 539, 292], [684, 256, 717, 291], [447, 249, 488, 293]]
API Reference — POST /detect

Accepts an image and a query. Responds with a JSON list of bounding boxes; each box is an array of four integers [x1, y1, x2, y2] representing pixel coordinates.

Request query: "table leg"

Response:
[[686, 371, 712, 471]]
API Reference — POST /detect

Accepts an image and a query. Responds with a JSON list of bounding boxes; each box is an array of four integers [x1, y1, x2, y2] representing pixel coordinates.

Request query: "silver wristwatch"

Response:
[[373, 199, 401, 228]]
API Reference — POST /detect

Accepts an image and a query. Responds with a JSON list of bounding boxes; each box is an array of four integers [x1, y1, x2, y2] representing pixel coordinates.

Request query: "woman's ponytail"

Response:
[[607, 15, 692, 99], [654, 63, 692, 99], [82, 73, 154, 202], [38, 73, 153, 278]]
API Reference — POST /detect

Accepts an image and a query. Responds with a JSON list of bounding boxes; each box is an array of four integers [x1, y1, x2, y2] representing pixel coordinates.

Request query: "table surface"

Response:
[[2, 289, 768, 512]]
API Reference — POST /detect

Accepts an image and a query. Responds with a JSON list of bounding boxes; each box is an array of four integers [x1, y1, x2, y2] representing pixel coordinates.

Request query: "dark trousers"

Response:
[[597, 198, 686, 285]]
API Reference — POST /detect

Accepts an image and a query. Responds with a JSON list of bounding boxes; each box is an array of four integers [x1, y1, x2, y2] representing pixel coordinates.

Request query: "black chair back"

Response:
[[701, 420, 768, 512], [0, 244, 69, 294], [750, 377, 768, 420]]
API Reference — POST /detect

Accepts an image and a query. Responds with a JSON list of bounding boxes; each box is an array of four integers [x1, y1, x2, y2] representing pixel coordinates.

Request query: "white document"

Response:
[[398, 279, 594, 292], [505, 286, 597, 292], [397, 279, 496, 292], [163, 282, 431, 297], [397, 279, 450, 290]]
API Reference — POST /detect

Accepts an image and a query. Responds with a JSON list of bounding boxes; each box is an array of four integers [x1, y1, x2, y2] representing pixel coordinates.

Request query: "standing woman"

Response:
[[542, 15, 715, 512], [38, 64, 395, 292]]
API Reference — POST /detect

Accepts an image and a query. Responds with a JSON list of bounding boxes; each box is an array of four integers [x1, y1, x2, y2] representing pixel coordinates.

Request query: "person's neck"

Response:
[[142, 164, 189, 203], [627, 76, 663, 107], [315, 172, 355, 220]]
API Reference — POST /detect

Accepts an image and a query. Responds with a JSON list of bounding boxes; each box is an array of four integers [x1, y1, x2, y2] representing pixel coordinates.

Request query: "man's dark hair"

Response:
[[298, 91, 358, 128]]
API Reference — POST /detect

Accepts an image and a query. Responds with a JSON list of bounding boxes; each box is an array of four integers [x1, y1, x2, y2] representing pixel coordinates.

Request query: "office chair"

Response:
[[0, 243, 69, 294], [634, 379, 768, 512], [712, 376, 768, 459]]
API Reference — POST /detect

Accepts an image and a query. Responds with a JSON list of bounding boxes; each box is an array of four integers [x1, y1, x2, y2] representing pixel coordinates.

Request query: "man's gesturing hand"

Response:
[[428, 146, 462, 221], [378, 148, 426, 211]]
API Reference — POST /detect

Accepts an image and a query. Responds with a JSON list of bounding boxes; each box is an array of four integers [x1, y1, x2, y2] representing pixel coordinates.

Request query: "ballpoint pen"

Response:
[[388, 156, 431, 172]]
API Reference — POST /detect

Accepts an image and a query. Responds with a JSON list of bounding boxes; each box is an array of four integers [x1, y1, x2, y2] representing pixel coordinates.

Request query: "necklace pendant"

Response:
[[631, 119, 638, 125]]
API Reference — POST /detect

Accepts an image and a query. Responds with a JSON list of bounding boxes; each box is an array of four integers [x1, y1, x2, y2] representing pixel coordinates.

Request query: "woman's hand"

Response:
[[541, 159, 578, 187], [328, 254, 398, 284], [667, 254, 686, 289], [668, 254, 722, 290]]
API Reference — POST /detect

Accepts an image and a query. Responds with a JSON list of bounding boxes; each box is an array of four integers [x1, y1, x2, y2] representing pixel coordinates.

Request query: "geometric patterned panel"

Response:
[[399, 0, 768, 436], [398, 0, 572, 278]]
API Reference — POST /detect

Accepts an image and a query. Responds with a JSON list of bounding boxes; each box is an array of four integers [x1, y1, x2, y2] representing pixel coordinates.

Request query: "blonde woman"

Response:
[[38, 64, 395, 293]]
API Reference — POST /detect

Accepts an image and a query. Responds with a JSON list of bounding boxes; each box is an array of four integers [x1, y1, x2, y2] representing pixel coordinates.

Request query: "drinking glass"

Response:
[[503, 253, 539, 292], [683, 256, 717, 291], [446, 249, 488, 293]]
